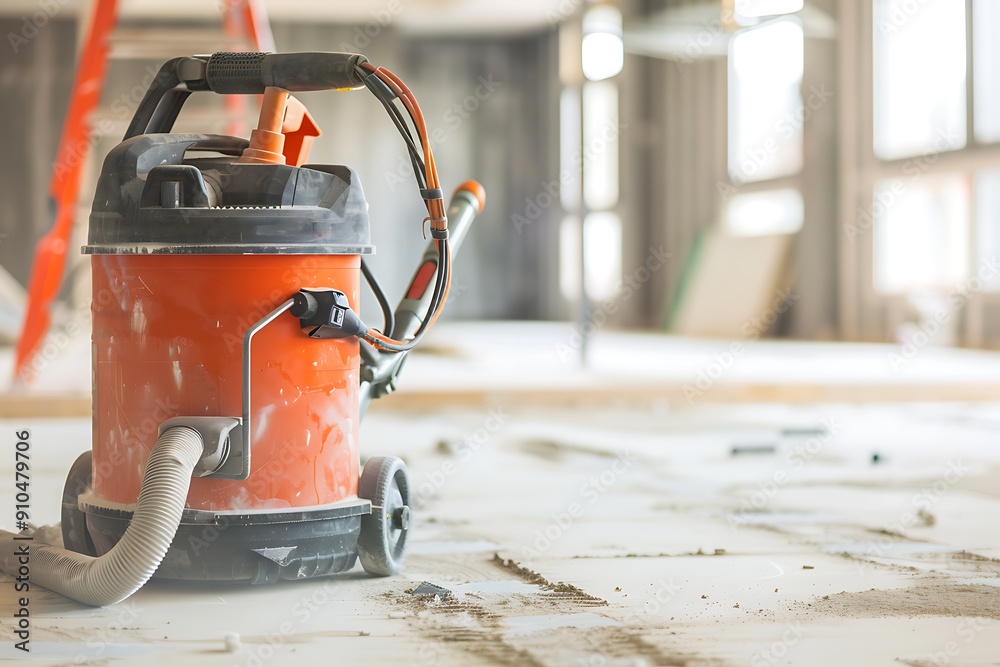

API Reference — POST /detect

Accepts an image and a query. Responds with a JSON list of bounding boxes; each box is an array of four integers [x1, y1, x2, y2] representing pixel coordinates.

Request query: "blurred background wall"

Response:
[[2, 0, 999, 352]]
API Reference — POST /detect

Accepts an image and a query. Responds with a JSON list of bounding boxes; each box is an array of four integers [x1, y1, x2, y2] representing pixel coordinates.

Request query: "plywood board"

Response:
[[669, 229, 794, 338]]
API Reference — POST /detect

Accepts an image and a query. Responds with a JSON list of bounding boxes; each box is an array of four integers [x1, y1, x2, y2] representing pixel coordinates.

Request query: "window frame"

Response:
[[723, 17, 808, 228], [840, 0, 1000, 345]]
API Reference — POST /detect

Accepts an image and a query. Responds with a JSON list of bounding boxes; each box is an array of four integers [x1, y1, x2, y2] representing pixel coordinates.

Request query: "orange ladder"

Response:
[[14, 0, 274, 383]]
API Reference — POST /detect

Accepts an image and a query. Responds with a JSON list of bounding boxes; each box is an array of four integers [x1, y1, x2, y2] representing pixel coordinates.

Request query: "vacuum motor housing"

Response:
[[80, 133, 376, 582]]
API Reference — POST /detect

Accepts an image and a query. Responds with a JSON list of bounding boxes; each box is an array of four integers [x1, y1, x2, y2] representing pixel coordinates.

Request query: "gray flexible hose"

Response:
[[0, 427, 203, 607]]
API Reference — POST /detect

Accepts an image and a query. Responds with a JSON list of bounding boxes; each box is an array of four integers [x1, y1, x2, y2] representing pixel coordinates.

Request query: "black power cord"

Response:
[[352, 63, 451, 354], [357, 65, 427, 191], [360, 258, 394, 336], [358, 239, 450, 353]]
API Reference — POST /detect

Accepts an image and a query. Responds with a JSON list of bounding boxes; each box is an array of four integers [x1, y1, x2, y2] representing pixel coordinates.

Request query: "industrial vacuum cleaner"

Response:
[[0, 52, 485, 606]]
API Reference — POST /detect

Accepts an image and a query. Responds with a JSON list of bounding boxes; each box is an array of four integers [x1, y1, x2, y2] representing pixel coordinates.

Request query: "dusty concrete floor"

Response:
[[2, 401, 1000, 666]]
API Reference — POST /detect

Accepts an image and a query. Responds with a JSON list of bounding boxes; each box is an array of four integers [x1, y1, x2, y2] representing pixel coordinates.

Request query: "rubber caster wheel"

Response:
[[61, 451, 97, 556], [357, 456, 410, 576]]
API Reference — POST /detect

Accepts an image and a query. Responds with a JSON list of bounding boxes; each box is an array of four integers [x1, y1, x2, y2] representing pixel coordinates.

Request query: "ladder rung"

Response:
[[87, 110, 253, 136], [109, 27, 239, 43], [108, 45, 250, 60]]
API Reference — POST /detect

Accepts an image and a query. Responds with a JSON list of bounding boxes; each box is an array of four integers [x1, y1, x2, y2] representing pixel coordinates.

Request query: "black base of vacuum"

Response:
[[63, 452, 374, 584], [82, 498, 372, 584], [62, 450, 408, 585]]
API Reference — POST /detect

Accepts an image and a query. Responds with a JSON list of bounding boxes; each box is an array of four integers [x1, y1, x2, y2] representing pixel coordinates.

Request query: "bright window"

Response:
[[728, 17, 804, 184], [736, 0, 804, 18], [725, 188, 803, 237], [874, 174, 969, 293], [583, 212, 622, 301], [973, 0, 1000, 144], [582, 81, 619, 210], [974, 170, 1000, 289], [873, 0, 966, 160], [582, 5, 624, 82], [560, 25, 623, 307]]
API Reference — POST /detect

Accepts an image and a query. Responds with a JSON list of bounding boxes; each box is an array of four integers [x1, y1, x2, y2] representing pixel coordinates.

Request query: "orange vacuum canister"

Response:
[[58, 51, 486, 584]]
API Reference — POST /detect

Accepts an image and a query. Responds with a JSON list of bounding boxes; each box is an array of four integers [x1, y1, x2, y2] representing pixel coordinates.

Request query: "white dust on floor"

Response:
[[3, 403, 1000, 665]]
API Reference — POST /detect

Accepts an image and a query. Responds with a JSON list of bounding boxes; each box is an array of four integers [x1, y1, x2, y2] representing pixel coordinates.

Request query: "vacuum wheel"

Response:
[[61, 451, 97, 556], [357, 456, 410, 576]]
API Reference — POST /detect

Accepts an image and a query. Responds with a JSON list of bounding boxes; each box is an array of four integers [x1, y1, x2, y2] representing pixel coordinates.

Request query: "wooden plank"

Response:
[[370, 383, 1000, 411], [0, 393, 91, 418], [8, 378, 1000, 419]]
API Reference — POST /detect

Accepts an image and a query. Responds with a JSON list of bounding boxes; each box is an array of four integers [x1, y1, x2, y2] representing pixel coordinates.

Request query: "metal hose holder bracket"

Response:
[[157, 417, 241, 478], [155, 298, 297, 481]]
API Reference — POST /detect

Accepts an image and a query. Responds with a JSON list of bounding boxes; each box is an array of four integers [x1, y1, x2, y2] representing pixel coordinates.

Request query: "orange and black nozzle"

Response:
[[237, 87, 323, 166], [359, 181, 486, 412], [455, 180, 486, 216], [238, 87, 289, 165]]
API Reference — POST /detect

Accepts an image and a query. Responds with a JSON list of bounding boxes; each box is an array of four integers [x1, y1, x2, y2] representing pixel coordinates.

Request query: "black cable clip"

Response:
[[290, 288, 368, 340]]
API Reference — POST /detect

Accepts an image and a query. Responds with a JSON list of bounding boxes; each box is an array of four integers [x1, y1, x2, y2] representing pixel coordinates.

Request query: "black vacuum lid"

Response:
[[83, 133, 373, 256]]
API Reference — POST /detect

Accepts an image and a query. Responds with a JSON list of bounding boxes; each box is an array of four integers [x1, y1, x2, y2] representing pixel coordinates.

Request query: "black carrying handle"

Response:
[[206, 52, 369, 93], [124, 52, 369, 141]]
